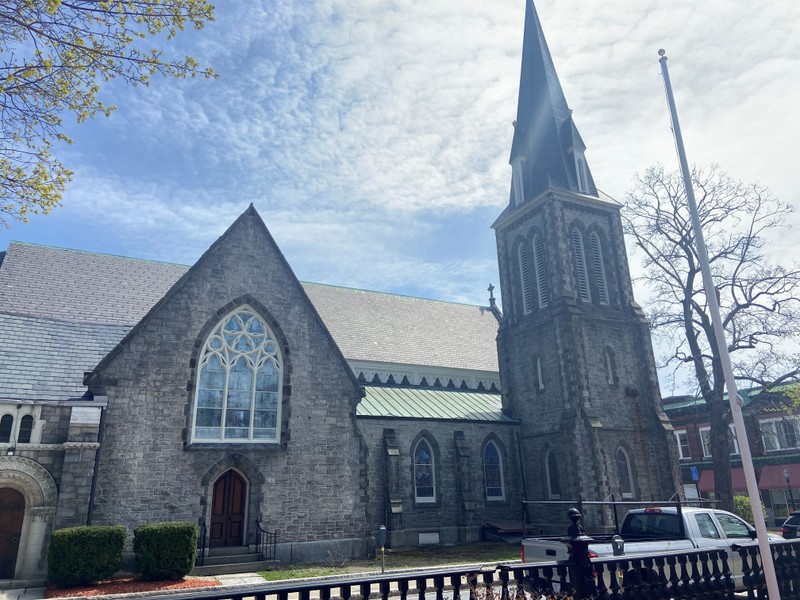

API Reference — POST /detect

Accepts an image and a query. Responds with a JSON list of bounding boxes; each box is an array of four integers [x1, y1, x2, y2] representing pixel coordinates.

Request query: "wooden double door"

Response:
[[0, 488, 24, 579], [210, 470, 246, 547]]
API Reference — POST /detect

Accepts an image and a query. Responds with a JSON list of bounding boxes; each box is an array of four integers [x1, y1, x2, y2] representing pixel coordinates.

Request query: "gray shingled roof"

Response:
[[0, 241, 499, 374], [0, 313, 129, 401], [358, 387, 513, 422], [303, 284, 498, 372], [0, 242, 188, 326]]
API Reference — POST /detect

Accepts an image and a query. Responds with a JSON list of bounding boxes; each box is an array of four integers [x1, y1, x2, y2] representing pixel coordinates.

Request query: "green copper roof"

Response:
[[663, 383, 800, 412], [357, 386, 515, 422]]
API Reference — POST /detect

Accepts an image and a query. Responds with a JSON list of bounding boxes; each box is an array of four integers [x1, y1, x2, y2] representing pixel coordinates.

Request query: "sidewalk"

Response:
[[0, 572, 266, 600]]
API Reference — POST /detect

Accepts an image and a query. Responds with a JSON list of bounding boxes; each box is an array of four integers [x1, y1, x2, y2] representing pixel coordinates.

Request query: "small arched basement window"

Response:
[[192, 307, 282, 443]]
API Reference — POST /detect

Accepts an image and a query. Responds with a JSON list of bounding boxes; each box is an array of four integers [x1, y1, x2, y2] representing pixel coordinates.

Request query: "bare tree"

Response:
[[623, 164, 800, 511]]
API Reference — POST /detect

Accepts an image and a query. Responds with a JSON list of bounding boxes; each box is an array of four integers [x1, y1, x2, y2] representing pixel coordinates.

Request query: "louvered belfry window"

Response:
[[590, 232, 609, 305], [518, 243, 533, 314], [192, 307, 282, 443], [571, 228, 591, 302], [532, 234, 548, 308]]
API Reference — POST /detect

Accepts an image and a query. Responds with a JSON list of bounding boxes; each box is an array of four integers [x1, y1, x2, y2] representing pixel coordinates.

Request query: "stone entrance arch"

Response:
[[0, 456, 58, 580]]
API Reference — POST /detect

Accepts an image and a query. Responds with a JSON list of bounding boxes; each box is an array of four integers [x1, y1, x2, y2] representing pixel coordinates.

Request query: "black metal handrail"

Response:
[[255, 518, 277, 561], [196, 517, 207, 566]]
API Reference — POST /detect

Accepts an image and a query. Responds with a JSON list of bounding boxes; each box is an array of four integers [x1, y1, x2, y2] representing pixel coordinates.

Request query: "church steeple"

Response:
[[509, 0, 597, 205]]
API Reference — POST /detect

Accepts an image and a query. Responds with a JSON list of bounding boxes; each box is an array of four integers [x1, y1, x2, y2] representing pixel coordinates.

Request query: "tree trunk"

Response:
[[709, 400, 734, 512]]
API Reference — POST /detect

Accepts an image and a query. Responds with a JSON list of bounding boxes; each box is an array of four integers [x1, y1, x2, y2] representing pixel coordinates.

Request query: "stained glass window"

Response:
[[192, 307, 282, 443], [483, 441, 504, 499], [414, 439, 435, 502]]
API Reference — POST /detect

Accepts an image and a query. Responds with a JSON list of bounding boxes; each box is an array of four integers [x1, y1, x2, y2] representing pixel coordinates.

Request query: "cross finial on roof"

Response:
[[488, 283, 502, 323]]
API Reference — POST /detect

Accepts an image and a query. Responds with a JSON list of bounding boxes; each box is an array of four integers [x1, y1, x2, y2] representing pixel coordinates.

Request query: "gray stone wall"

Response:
[[357, 417, 521, 547], [87, 211, 370, 560], [494, 191, 680, 525]]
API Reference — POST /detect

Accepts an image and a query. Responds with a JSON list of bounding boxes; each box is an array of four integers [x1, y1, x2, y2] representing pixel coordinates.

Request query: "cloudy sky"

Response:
[[2, 0, 799, 391]]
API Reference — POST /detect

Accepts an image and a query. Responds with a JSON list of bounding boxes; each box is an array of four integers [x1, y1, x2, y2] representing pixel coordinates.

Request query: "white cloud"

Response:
[[4, 0, 798, 392]]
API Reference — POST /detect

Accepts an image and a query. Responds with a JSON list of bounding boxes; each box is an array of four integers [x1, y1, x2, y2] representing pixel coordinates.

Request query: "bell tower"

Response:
[[494, 0, 680, 527]]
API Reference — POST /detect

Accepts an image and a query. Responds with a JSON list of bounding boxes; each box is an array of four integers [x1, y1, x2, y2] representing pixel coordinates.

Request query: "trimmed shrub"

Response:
[[134, 521, 198, 581], [733, 495, 767, 526], [47, 525, 126, 587]]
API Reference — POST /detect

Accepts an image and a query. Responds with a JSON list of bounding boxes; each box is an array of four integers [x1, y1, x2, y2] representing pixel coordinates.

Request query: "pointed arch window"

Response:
[[616, 447, 634, 498], [532, 234, 548, 308], [603, 347, 616, 386], [414, 438, 436, 502], [572, 228, 591, 303], [483, 441, 505, 500], [192, 307, 282, 443], [590, 232, 609, 305], [518, 243, 533, 315], [545, 449, 561, 499], [534, 356, 545, 391]]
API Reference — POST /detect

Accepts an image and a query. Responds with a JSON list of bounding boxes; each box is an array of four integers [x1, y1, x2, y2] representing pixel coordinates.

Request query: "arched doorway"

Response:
[[0, 488, 25, 578], [210, 470, 246, 547]]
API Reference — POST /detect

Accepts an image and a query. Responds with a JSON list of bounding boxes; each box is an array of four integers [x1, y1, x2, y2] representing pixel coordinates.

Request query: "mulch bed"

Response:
[[45, 576, 220, 598]]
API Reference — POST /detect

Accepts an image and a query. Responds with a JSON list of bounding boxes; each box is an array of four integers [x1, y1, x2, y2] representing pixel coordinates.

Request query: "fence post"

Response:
[[561, 508, 596, 600]]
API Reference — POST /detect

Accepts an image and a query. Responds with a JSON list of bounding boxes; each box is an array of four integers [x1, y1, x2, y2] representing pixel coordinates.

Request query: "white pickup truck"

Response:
[[521, 506, 779, 587]]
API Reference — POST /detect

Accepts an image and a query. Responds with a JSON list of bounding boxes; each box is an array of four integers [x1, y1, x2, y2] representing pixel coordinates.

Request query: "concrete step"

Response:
[[191, 560, 269, 576], [202, 552, 257, 566], [206, 545, 250, 557]]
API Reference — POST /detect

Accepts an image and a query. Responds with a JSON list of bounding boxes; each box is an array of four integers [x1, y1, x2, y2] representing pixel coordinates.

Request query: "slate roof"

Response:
[[0, 313, 129, 401], [0, 242, 500, 403], [303, 283, 498, 373], [358, 387, 514, 422]]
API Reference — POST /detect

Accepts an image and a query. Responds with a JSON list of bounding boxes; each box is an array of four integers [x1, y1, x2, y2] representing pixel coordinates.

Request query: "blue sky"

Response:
[[2, 0, 799, 392]]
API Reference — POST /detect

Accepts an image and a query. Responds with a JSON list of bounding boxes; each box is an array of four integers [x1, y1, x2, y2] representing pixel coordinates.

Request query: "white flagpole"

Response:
[[657, 48, 780, 599]]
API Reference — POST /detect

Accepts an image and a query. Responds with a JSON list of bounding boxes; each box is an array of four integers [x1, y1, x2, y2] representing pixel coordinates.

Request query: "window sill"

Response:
[[184, 441, 284, 452]]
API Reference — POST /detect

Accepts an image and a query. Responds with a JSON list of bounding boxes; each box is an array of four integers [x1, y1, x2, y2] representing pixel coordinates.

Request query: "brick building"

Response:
[[0, 0, 678, 583], [664, 386, 800, 526]]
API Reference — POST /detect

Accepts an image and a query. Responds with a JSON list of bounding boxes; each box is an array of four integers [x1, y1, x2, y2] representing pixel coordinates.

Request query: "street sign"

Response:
[[690, 466, 699, 482]]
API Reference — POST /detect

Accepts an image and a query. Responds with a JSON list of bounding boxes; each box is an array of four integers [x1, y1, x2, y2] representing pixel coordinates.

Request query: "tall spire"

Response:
[[509, 0, 597, 205]]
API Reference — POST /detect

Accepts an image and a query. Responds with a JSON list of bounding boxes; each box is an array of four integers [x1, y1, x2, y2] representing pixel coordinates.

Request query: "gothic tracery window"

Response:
[[192, 307, 282, 443]]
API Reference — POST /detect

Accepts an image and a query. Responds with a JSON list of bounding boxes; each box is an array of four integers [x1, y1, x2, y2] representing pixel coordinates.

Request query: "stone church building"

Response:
[[0, 0, 679, 583]]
